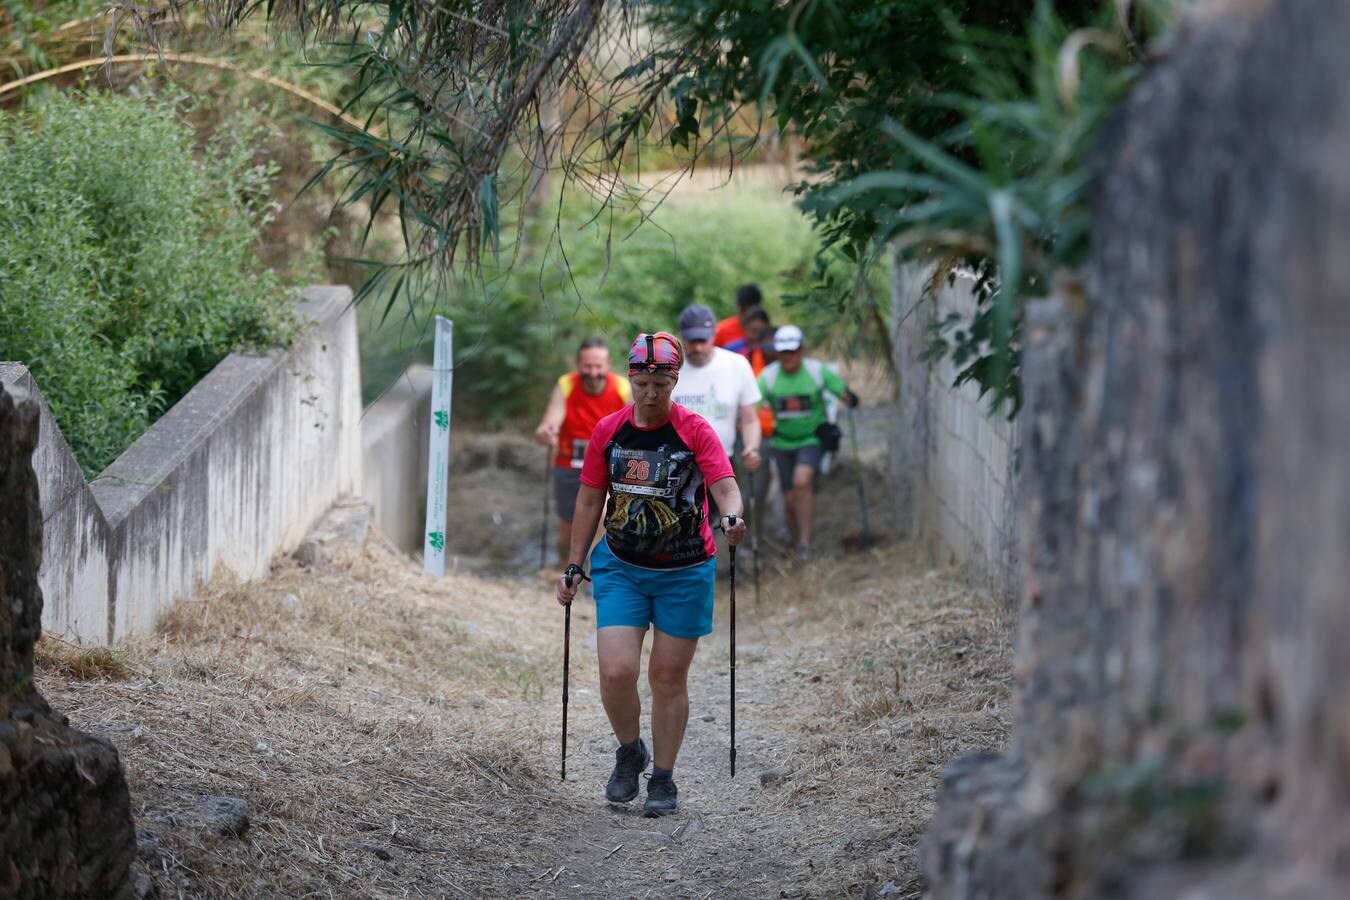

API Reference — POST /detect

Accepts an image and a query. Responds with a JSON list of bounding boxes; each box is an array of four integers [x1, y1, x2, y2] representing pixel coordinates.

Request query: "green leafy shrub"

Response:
[[0, 91, 295, 477]]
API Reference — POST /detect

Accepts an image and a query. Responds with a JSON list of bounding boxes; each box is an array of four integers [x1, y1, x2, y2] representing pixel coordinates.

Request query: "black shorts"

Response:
[[551, 466, 583, 521], [771, 443, 822, 488]]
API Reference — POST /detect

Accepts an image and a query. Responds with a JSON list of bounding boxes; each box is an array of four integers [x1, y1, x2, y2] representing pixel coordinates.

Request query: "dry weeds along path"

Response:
[[37, 537, 1010, 899]]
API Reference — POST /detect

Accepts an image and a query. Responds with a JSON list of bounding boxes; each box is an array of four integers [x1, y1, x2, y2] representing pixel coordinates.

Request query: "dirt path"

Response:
[[551, 591, 817, 898], [37, 524, 1010, 899], [537, 539, 1012, 900], [35, 405, 1011, 898]]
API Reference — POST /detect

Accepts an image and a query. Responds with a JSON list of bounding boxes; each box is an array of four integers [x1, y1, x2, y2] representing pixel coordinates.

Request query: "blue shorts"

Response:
[[590, 539, 717, 639]]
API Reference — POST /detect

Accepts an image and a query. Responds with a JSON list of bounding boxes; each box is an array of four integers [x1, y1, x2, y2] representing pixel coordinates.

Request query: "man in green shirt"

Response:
[[757, 325, 859, 561]]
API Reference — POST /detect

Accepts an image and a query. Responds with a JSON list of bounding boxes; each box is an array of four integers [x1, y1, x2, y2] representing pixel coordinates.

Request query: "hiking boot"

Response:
[[643, 776, 679, 817], [605, 739, 650, 803]]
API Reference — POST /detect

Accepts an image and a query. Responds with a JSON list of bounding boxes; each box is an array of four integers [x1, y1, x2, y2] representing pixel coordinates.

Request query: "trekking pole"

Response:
[[726, 516, 739, 779], [561, 596, 570, 781], [750, 475, 761, 609], [560, 564, 590, 781], [539, 450, 551, 568], [847, 406, 871, 548]]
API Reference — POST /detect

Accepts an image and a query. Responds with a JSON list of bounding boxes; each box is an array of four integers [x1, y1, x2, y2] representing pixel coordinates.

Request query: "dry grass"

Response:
[[34, 462, 1012, 898], [734, 546, 1014, 898], [38, 546, 575, 898], [35, 634, 134, 680]]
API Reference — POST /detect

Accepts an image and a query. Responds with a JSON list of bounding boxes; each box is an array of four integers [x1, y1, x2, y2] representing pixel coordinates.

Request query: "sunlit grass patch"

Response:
[[34, 635, 133, 680]]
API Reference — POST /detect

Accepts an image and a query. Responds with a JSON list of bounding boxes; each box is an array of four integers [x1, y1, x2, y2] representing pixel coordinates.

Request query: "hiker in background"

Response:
[[739, 305, 778, 540], [534, 338, 631, 564], [671, 304, 762, 477], [714, 283, 764, 357], [557, 332, 746, 816], [758, 325, 859, 562], [741, 305, 775, 374]]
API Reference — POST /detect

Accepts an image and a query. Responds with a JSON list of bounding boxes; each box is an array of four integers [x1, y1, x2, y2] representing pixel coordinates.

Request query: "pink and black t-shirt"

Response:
[[580, 404, 735, 570]]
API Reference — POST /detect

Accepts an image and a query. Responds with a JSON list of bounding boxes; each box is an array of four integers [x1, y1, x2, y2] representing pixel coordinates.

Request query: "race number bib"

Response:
[[609, 448, 672, 498], [774, 394, 815, 419]]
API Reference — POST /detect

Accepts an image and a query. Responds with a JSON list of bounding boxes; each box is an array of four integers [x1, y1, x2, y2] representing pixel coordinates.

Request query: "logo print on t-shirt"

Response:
[[775, 394, 815, 418], [681, 386, 730, 422], [605, 443, 705, 563]]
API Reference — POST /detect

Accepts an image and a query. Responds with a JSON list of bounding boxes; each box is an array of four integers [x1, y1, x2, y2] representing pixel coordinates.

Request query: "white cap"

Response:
[[773, 324, 804, 352]]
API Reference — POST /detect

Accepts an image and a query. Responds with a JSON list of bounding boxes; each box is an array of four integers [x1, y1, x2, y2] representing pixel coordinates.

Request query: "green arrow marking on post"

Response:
[[423, 317, 453, 575]]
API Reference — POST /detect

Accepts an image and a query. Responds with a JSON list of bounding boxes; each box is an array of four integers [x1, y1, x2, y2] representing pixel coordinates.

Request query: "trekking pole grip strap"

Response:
[[563, 563, 591, 589]]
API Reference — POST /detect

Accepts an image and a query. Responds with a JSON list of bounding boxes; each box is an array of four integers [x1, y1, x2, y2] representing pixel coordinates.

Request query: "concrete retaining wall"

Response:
[[891, 259, 1020, 598], [0, 286, 361, 643], [360, 365, 433, 553]]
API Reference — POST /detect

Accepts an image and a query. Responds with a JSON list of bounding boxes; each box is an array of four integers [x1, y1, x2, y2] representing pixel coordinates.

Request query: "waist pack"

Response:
[[815, 421, 842, 453]]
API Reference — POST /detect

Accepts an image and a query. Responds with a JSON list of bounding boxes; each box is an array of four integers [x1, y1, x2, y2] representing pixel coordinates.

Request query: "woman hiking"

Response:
[[557, 332, 747, 816]]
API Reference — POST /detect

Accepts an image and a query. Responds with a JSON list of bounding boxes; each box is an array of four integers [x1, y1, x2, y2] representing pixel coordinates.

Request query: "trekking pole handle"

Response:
[[563, 563, 591, 590], [718, 514, 740, 533]]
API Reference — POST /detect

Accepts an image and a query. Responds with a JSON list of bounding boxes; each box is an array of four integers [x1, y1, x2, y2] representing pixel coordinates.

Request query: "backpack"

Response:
[[760, 358, 826, 395], [760, 359, 842, 452]]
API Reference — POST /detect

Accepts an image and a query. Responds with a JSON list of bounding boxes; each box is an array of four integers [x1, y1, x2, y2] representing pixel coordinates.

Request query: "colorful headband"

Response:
[[627, 332, 682, 375]]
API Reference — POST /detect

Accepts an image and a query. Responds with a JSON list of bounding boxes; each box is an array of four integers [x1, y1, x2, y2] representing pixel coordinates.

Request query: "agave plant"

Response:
[[810, 1, 1169, 413]]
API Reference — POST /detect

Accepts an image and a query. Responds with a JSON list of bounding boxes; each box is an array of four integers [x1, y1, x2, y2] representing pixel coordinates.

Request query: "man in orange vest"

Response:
[[535, 337, 632, 564], [714, 283, 764, 356]]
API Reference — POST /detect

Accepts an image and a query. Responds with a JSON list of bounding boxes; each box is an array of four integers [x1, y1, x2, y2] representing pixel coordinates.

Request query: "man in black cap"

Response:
[[671, 304, 762, 476]]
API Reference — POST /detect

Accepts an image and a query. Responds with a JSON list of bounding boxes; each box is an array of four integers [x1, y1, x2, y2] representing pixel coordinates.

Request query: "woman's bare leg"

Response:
[[647, 629, 700, 770], [596, 626, 646, 743]]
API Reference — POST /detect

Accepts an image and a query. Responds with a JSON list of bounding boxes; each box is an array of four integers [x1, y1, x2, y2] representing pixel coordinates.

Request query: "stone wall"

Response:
[[891, 259, 1019, 597], [0, 382, 136, 898], [0, 286, 362, 644]]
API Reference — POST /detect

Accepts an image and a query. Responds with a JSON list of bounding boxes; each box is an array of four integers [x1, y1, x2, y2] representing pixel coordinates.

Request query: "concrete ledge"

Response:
[[1, 286, 361, 643], [360, 365, 433, 553]]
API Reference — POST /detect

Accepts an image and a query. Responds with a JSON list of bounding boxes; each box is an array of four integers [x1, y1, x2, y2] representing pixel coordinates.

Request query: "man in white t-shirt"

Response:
[[672, 304, 762, 474]]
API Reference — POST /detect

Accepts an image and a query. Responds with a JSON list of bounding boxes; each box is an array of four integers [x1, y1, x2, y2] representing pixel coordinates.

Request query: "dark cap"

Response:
[[678, 304, 716, 342]]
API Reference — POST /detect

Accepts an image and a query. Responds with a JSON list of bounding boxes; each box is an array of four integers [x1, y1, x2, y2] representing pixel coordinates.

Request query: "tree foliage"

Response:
[[361, 184, 828, 423], [645, 0, 1171, 410], [134, 0, 691, 309], [128, 0, 1175, 412]]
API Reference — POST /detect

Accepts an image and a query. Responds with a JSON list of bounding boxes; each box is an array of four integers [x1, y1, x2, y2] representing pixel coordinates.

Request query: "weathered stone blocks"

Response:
[[0, 382, 136, 897]]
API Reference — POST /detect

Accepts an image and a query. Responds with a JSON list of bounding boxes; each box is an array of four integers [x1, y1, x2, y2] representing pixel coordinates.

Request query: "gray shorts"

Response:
[[771, 443, 822, 488], [552, 466, 583, 521]]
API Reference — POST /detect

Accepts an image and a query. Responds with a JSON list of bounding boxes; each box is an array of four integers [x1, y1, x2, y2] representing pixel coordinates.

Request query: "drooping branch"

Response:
[[111, 0, 724, 286]]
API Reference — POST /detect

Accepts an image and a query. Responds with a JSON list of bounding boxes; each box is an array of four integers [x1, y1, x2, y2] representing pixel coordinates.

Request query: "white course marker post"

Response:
[[423, 317, 454, 575]]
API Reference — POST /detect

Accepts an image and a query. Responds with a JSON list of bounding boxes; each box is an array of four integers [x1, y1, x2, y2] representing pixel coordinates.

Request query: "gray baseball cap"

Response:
[[678, 304, 717, 341]]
